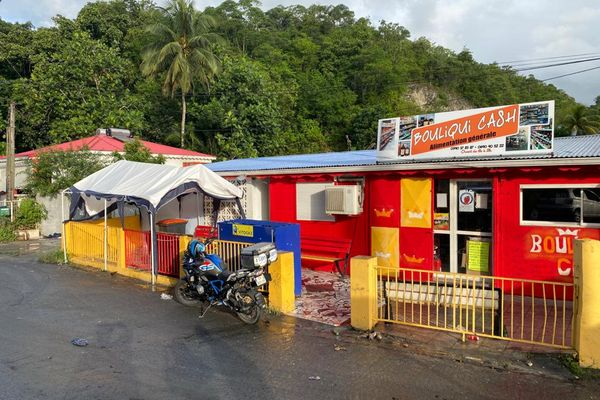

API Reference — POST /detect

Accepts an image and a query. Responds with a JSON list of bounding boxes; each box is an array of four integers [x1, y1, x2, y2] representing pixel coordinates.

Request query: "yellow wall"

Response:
[[371, 227, 399, 268], [400, 178, 432, 228], [574, 239, 600, 368]]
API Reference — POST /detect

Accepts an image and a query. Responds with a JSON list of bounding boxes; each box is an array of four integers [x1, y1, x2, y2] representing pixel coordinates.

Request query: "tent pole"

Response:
[[62, 189, 67, 264], [196, 192, 200, 226], [150, 211, 156, 286], [104, 198, 108, 272]]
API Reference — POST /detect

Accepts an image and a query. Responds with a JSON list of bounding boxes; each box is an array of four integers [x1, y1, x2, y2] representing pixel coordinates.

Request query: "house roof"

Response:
[[207, 134, 600, 175], [2, 134, 215, 160]]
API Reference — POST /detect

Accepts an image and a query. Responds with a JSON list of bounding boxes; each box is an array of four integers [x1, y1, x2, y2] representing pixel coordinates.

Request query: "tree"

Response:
[[24, 148, 107, 197], [562, 104, 600, 136], [112, 137, 166, 163], [141, 0, 222, 148]]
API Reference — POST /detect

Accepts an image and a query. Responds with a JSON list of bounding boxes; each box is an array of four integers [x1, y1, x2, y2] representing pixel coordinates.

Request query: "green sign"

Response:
[[467, 240, 490, 272]]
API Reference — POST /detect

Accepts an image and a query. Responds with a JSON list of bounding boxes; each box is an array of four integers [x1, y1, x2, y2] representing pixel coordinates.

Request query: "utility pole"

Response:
[[6, 101, 15, 202]]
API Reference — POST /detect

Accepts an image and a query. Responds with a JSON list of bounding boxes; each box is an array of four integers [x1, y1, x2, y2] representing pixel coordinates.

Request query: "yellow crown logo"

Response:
[[403, 254, 425, 264], [374, 208, 393, 218]]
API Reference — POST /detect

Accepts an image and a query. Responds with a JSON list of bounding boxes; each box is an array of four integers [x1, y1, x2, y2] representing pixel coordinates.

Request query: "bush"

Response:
[[0, 218, 17, 242], [15, 198, 48, 230], [38, 248, 68, 265]]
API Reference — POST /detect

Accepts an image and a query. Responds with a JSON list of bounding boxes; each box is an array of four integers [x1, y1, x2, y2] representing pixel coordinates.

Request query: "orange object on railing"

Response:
[[124, 229, 151, 271]]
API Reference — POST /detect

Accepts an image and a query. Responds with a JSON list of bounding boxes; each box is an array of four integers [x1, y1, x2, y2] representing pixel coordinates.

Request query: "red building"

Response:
[[208, 133, 600, 285]]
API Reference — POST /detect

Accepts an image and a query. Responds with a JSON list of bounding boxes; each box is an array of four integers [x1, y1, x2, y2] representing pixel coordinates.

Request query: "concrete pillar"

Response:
[[350, 256, 378, 331], [573, 239, 600, 368], [179, 235, 192, 278], [268, 251, 295, 313], [118, 228, 126, 271]]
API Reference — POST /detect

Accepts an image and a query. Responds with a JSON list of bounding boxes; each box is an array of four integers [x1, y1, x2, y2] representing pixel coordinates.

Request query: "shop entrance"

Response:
[[434, 179, 493, 274]]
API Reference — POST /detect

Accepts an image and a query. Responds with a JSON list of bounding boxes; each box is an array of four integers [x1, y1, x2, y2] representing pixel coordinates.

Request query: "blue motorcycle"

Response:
[[174, 239, 276, 324]]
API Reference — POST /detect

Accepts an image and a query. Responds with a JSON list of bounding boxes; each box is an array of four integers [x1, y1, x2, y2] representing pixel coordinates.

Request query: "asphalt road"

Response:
[[0, 248, 598, 400]]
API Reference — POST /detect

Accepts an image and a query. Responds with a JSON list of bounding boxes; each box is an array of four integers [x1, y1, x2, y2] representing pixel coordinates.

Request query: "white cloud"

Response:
[[1, 0, 598, 104]]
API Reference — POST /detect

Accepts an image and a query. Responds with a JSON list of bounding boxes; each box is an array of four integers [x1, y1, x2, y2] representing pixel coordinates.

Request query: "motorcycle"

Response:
[[173, 239, 276, 324]]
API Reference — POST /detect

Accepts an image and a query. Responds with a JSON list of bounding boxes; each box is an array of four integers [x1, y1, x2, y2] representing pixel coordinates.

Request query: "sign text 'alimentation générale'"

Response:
[[377, 101, 554, 161]]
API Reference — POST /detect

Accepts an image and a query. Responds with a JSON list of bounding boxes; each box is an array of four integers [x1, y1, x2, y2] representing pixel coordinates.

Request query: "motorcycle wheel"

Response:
[[236, 293, 261, 324], [173, 279, 201, 306]]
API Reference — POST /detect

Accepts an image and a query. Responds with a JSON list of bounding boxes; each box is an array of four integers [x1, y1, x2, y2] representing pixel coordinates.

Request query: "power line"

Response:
[[515, 56, 600, 72], [542, 64, 600, 82], [497, 52, 600, 65], [504, 54, 600, 68]]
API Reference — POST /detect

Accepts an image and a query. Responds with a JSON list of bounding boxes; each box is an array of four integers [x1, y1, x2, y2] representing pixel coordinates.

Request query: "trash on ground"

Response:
[[334, 344, 346, 351], [402, 343, 409, 348], [368, 331, 377, 340], [71, 338, 88, 347], [526, 360, 533, 367], [466, 334, 479, 341], [308, 376, 321, 381], [160, 293, 173, 300]]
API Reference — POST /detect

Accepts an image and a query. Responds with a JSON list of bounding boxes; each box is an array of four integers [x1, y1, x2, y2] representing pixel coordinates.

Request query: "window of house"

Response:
[[521, 186, 600, 226]]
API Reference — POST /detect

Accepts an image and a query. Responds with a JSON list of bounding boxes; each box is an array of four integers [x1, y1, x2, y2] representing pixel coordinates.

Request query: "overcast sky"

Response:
[[1, 0, 599, 105]]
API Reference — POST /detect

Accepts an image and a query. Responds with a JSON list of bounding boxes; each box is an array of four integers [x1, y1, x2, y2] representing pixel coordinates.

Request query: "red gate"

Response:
[[157, 232, 180, 277], [124, 230, 180, 277]]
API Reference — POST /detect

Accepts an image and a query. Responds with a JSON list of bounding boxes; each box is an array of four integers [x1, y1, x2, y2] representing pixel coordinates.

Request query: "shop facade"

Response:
[[209, 133, 600, 287]]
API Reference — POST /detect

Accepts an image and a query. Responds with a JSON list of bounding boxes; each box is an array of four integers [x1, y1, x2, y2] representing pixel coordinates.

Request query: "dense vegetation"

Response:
[[1, 0, 598, 160]]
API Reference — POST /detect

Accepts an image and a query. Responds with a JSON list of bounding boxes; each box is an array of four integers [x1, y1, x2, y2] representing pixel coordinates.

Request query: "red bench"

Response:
[[300, 236, 352, 277]]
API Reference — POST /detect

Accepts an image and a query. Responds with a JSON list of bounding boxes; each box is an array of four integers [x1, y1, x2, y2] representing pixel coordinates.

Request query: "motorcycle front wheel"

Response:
[[173, 279, 201, 306]]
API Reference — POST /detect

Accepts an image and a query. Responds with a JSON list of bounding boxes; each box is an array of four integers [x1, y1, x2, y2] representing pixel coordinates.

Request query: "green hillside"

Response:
[[0, 0, 595, 159]]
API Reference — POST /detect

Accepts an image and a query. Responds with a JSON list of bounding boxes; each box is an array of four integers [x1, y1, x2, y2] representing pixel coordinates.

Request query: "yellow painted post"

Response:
[[118, 227, 126, 272], [350, 256, 378, 331], [573, 239, 600, 368], [268, 251, 295, 313], [179, 235, 192, 278]]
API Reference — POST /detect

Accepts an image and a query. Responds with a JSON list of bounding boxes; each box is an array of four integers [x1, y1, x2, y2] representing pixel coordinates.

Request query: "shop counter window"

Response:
[[521, 186, 600, 226]]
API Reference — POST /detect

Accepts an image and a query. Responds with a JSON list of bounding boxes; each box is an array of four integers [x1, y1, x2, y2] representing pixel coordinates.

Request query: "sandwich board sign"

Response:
[[377, 100, 554, 161]]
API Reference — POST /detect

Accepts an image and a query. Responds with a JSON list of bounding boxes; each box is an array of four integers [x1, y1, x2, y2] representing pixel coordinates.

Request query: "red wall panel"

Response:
[[494, 167, 600, 283]]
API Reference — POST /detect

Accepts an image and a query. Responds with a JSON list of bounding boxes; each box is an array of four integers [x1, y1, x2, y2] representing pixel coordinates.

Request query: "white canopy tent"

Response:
[[62, 160, 244, 284]]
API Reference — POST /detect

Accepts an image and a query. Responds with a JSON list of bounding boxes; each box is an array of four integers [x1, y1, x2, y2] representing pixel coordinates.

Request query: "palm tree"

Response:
[[141, 0, 222, 147], [563, 104, 600, 136]]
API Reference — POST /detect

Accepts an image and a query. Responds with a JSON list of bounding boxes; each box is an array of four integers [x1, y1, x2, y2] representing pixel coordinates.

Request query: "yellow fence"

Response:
[[64, 220, 254, 288], [206, 240, 253, 272], [64, 221, 120, 269], [377, 266, 574, 349]]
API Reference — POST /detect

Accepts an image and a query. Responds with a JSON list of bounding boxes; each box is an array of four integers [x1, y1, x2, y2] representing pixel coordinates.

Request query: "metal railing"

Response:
[[206, 240, 253, 272], [65, 221, 119, 269], [376, 266, 574, 349]]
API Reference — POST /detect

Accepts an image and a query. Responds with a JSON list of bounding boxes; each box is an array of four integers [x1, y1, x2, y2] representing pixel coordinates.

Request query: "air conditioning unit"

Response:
[[325, 185, 362, 215]]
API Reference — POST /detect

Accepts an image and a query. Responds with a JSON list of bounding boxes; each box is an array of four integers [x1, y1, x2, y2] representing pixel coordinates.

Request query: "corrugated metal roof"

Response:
[[0, 134, 215, 160], [207, 134, 600, 173]]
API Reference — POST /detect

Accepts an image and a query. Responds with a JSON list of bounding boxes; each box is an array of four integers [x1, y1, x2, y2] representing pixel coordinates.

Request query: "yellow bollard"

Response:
[[268, 251, 295, 313], [179, 235, 192, 279], [573, 239, 600, 368], [350, 256, 378, 331]]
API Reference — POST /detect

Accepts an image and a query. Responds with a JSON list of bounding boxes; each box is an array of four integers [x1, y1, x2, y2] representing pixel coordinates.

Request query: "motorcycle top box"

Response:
[[241, 242, 277, 269]]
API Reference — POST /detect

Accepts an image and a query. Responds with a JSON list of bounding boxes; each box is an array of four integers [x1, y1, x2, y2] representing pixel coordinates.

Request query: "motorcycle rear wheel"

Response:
[[173, 280, 201, 306], [237, 305, 261, 324]]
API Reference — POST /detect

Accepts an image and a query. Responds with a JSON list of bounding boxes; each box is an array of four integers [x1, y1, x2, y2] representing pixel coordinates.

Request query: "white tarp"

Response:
[[71, 160, 242, 215]]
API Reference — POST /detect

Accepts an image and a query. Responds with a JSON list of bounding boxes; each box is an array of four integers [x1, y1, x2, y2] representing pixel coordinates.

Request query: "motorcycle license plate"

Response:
[[255, 274, 267, 287]]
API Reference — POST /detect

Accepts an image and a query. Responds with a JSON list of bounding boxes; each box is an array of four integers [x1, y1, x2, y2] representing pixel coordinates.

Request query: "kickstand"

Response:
[[198, 302, 212, 319]]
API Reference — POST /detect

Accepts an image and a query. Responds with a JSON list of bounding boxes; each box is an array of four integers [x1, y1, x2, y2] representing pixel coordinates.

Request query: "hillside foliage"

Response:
[[1, 0, 597, 160]]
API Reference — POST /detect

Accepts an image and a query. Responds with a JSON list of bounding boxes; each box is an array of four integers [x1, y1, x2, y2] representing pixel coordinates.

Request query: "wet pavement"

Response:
[[1, 240, 599, 399]]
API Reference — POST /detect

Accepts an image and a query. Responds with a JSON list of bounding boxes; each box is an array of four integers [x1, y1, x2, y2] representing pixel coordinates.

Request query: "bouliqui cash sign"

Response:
[[377, 100, 554, 161]]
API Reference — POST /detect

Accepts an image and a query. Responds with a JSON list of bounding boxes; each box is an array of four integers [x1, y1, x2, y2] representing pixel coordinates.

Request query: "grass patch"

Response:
[[38, 248, 68, 265], [560, 354, 600, 379]]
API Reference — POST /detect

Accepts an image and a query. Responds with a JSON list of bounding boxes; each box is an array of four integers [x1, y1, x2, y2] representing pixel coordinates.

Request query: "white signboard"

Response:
[[376, 100, 554, 161], [459, 190, 475, 212]]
